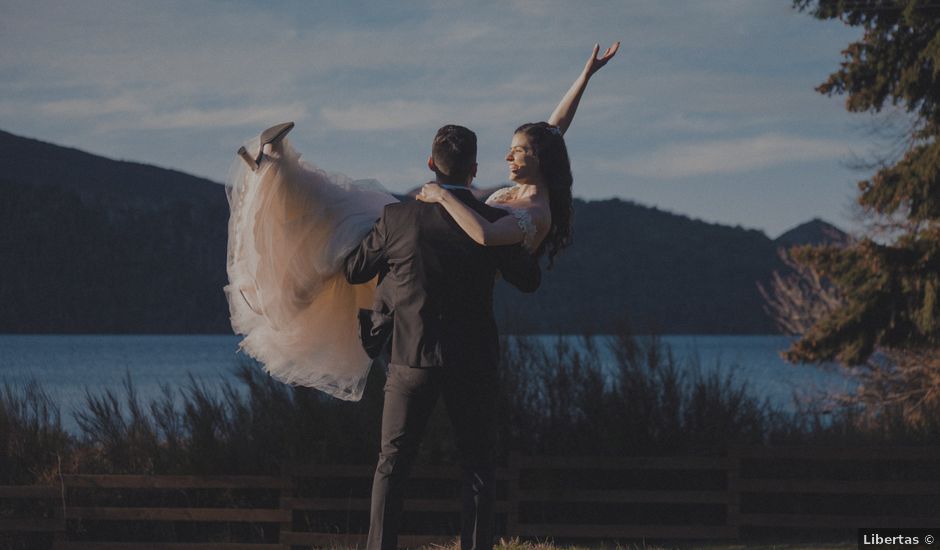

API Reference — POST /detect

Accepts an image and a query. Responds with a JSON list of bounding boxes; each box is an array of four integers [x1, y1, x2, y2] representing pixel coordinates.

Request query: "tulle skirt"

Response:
[[224, 138, 397, 400]]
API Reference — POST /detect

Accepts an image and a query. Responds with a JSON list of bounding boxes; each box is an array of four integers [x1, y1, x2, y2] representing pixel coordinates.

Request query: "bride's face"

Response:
[[506, 133, 540, 184]]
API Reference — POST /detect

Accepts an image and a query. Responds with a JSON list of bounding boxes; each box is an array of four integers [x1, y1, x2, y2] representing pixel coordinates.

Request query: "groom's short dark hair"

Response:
[[432, 125, 477, 183]]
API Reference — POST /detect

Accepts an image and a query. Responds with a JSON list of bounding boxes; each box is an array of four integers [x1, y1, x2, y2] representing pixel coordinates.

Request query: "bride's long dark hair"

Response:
[[515, 122, 573, 269]]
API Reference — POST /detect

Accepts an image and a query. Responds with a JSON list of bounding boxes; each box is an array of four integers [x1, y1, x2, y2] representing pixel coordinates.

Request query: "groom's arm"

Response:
[[344, 209, 390, 284]]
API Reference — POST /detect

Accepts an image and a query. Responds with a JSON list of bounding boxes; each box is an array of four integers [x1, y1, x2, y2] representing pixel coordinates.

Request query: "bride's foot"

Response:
[[237, 121, 295, 171]]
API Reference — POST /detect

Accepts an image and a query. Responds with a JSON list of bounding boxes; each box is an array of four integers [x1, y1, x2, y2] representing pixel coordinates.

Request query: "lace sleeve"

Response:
[[484, 186, 513, 205], [508, 207, 537, 252], [485, 186, 537, 252]]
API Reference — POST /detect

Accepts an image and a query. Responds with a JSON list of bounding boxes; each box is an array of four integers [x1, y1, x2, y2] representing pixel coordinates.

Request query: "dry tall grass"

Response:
[[4, 331, 940, 485]]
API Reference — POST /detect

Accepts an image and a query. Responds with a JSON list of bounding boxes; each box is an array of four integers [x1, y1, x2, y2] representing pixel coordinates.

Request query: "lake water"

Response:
[[0, 334, 854, 433]]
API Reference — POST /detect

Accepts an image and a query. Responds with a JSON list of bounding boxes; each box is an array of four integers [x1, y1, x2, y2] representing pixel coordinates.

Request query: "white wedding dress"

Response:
[[224, 137, 397, 401]]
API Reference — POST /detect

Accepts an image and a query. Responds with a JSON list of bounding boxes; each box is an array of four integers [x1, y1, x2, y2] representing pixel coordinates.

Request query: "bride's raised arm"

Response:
[[548, 41, 620, 135]]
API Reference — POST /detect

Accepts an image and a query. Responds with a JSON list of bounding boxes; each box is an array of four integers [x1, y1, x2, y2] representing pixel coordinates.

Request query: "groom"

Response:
[[344, 124, 540, 550]]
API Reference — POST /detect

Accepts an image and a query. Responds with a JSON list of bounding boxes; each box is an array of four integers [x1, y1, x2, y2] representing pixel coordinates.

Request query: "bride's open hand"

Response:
[[583, 41, 620, 79], [416, 182, 448, 204]]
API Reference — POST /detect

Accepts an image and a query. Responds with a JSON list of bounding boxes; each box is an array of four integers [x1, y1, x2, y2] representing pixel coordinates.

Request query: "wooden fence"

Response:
[[2, 446, 938, 549]]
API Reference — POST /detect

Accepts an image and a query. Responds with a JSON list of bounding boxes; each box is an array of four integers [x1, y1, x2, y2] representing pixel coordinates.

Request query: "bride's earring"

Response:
[[237, 121, 295, 171]]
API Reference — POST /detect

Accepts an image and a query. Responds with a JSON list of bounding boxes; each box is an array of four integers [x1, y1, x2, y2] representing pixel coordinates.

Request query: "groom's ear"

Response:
[[427, 156, 436, 173], [471, 162, 477, 178]]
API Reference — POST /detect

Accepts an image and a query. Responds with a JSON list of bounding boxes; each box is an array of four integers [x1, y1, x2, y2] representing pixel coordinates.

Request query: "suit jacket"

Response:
[[344, 187, 540, 368]]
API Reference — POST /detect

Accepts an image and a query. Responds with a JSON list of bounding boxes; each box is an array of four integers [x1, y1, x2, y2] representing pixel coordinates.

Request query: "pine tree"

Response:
[[786, 0, 940, 365]]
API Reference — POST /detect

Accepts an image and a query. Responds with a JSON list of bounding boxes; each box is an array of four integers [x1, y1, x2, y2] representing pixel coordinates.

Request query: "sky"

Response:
[[0, 0, 875, 237]]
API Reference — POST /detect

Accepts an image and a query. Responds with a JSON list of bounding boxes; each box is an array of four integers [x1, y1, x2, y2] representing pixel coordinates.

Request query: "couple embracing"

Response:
[[224, 43, 618, 549]]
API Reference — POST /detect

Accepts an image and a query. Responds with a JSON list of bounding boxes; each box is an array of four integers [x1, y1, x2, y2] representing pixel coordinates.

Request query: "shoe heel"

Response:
[[237, 146, 259, 171]]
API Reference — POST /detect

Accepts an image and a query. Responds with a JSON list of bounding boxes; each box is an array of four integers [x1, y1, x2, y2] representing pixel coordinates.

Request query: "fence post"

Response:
[[279, 463, 294, 549], [726, 446, 742, 542], [506, 452, 520, 539], [52, 471, 69, 549]]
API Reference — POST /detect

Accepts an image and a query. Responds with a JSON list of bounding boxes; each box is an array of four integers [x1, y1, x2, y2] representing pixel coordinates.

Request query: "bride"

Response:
[[224, 43, 619, 400], [415, 43, 619, 265]]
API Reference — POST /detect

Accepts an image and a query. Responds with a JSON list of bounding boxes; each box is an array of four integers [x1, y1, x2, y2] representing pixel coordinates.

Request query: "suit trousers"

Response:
[[367, 362, 497, 550]]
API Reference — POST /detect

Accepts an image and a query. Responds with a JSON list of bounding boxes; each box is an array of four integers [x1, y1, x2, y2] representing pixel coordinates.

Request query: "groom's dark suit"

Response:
[[345, 186, 539, 550]]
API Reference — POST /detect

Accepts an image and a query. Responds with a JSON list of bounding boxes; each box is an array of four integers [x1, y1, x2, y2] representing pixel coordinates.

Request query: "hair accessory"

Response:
[[547, 126, 562, 137]]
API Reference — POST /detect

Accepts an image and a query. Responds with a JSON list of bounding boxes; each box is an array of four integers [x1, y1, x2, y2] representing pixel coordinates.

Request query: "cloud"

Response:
[[39, 96, 144, 117], [646, 113, 744, 134], [134, 104, 309, 130], [35, 96, 309, 131], [319, 98, 552, 133], [320, 100, 447, 131], [610, 134, 853, 179]]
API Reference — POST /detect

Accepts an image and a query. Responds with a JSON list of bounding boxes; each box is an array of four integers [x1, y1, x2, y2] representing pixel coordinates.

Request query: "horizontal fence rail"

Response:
[[2, 446, 939, 548], [729, 446, 940, 534]]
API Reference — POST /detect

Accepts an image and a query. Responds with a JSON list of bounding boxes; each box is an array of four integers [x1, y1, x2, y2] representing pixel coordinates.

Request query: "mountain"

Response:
[[0, 130, 222, 209], [494, 199, 785, 333], [0, 130, 231, 333], [775, 218, 851, 248], [0, 129, 832, 334]]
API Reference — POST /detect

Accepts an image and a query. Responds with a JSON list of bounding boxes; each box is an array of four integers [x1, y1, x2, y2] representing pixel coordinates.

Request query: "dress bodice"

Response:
[[485, 185, 538, 253]]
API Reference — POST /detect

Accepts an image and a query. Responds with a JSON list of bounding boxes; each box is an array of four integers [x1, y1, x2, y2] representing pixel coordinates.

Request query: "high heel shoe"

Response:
[[237, 121, 295, 171]]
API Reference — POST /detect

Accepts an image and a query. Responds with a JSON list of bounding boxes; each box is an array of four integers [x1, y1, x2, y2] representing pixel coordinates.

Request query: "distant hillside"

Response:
[[0, 130, 222, 209], [775, 218, 850, 248], [0, 129, 837, 334], [494, 199, 785, 333], [0, 130, 231, 333]]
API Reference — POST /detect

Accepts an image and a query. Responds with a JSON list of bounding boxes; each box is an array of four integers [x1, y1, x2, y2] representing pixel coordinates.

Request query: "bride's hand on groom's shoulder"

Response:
[[583, 41, 620, 79], [416, 182, 447, 204]]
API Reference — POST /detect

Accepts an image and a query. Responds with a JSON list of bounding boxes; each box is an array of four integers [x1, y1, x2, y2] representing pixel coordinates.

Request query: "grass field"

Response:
[[417, 539, 857, 550]]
